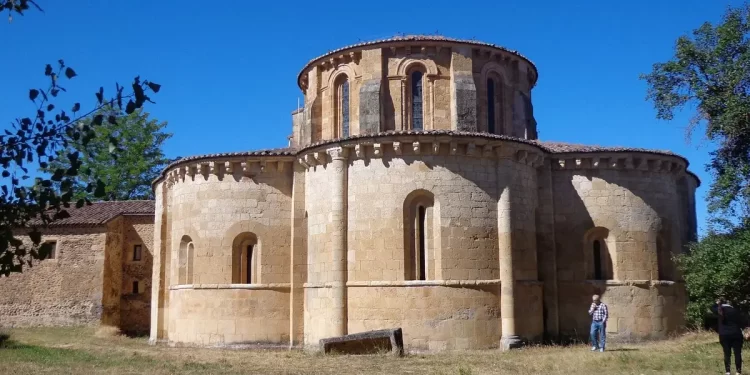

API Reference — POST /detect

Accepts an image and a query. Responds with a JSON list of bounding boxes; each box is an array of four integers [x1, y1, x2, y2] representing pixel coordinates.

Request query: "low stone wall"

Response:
[[167, 285, 290, 346], [0, 228, 107, 328], [557, 281, 687, 341], [343, 281, 501, 351]]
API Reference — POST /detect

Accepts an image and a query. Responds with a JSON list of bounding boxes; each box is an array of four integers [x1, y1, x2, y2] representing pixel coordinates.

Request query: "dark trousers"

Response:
[[719, 334, 743, 373]]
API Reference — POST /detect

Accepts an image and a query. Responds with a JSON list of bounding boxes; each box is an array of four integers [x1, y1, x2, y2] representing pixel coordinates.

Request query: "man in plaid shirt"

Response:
[[589, 294, 608, 352]]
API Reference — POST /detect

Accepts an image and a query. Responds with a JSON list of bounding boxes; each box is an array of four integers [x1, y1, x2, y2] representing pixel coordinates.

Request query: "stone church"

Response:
[[2, 35, 700, 351]]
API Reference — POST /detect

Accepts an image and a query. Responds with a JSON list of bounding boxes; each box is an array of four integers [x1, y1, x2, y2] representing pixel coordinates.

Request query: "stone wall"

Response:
[[347, 283, 500, 351], [159, 158, 295, 345], [549, 154, 692, 339], [0, 227, 107, 327], [300, 138, 545, 349], [120, 216, 154, 335], [168, 286, 290, 346], [295, 40, 538, 146]]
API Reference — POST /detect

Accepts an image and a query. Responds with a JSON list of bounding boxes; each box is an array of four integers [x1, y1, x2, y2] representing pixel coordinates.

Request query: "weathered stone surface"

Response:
[[320, 328, 404, 356], [359, 79, 381, 134]]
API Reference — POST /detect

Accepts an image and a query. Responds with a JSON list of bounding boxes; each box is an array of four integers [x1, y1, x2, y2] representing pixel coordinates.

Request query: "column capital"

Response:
[[327, 147, 349, 160]]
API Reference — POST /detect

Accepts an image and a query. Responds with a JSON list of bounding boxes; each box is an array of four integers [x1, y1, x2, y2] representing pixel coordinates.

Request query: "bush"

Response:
[[676, 225, 750, 327]]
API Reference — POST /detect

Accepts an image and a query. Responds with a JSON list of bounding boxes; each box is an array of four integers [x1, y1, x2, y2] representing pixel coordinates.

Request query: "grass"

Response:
[[0, 327, 744, 374]]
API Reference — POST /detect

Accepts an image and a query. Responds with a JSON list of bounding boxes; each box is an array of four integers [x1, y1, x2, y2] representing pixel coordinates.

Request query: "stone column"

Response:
[[328, 147, 349, 336], [497, 156, 521, 350], [149, 183, 165, 344]]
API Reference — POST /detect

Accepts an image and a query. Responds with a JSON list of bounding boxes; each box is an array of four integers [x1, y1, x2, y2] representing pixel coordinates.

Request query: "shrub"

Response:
[[676, 225, 750, 327]]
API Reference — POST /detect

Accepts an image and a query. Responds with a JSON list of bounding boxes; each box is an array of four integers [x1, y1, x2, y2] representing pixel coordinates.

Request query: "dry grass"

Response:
[[0, 327, 741, 374]]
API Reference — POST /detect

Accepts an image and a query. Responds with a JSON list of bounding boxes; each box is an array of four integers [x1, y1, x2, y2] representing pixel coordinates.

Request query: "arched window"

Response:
[[177, 235, 193, 285], [334, 75, 350, 138], [585, 228, 614, 280], [403, 190, 439, 280], [593, 240, 603, 280], [487, 78, 496, 134], [592, 239, 613, 280], [485, 74, 505, 134], [409, 69, 425, 130], [232, 232, 259, 284]]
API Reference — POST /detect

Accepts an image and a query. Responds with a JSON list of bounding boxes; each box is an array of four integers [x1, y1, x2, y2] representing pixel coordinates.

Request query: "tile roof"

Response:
[[154, 131, 699, 186], [29, 200, 155, 227], [297, 34, 537, 89]]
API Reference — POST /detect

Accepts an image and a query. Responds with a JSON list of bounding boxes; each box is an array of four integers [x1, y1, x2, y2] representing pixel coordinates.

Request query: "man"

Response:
[[588, 294, 608, 352]]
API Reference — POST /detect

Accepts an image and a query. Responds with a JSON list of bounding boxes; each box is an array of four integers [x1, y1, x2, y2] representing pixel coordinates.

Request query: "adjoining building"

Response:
[[0, 201, 154, 336], [149, 35, 699, 351]]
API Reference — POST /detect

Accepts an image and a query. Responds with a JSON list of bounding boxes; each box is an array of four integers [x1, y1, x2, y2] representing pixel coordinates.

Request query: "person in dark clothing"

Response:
[[712, 298, 748, 375]]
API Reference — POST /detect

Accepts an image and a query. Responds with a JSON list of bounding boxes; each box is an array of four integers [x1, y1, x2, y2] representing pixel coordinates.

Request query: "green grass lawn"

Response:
[[0, 327, 743, 374]]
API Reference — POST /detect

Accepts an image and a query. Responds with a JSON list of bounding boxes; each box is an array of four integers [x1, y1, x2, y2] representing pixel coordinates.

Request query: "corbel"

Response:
[[432, 142, 440, 155], [224, 161, 233, 175], [354, 145, 363, 158], [314, 151, 327, 164], [196, 163, 204, 177], [209, 161, 217, 175], [304, 153, 317, 167], [592, 158, 600, 169], [298, 157, 310, 169], [392, 142, 402, 155], [372, 143, 382, 158], [450, 141, 458, 155], [412, 141, 421, 154]]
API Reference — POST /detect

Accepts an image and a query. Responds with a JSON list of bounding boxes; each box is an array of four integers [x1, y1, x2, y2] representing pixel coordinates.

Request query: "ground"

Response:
[[0, 328, 742, 374]]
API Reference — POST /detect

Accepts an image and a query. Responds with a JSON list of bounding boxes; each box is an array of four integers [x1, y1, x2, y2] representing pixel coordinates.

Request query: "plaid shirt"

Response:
[[589, 302, 608, 322]]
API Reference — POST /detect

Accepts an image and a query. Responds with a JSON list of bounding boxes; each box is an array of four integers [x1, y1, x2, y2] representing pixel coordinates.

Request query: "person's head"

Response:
[[592, 294, 601, 305]]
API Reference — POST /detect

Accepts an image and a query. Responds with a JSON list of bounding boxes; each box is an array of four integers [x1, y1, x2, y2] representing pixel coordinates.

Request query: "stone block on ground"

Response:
[[319, 328, 404, 356]]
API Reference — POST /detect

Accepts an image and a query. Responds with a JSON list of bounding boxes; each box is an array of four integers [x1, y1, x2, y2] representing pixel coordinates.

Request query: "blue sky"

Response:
[[2, 0, 745, 235]]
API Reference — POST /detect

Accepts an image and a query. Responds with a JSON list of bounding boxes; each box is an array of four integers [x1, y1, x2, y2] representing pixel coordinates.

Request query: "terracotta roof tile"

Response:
[[29, 200, 155, 227], [153, 131, 699, 186]]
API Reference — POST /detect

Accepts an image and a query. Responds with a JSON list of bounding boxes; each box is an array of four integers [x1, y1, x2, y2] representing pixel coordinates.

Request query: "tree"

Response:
[[675, 226, 750, 327], [641, 4, 750, 229], [643, 3, 750, 326], [42, 107, 172, 201], [0, 2, 161, 276]]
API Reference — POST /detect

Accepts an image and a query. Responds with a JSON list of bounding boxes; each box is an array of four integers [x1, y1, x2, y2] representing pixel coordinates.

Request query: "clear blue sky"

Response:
[[2, 0, 745, 235]]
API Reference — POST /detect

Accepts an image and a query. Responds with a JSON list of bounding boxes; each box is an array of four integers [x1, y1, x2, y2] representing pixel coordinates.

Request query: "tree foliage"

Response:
[[641, 4, 750, 229], [644, 3, 750, 327], [0, 2, 160, 276], [676, 226, 750, 327], [41, 107, 173, 201]]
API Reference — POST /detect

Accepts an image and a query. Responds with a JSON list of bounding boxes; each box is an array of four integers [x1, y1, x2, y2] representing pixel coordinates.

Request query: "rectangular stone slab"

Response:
[[319, 328, 404, 356]]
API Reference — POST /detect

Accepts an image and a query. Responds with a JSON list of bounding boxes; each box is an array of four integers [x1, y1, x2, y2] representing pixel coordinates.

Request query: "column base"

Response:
[[500, 335, 523, 351]]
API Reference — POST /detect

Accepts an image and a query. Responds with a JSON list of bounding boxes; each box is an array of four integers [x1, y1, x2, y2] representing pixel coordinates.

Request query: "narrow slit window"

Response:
[[341, 79, 349, 137], [132, 280, 139, 294], [593, 240, 602, 280], [411, 71, 424, 130], [487, 78, 496, 133], [417, 205, 427, 281], [133, 244, 142, 261], [46, 241, 57, 260]]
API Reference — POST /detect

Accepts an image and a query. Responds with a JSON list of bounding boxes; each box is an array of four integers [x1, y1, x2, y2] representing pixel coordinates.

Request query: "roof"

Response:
[[297, 34, 538, 89], [154, 130, 700, 186], [28, 200, 155, 227]]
